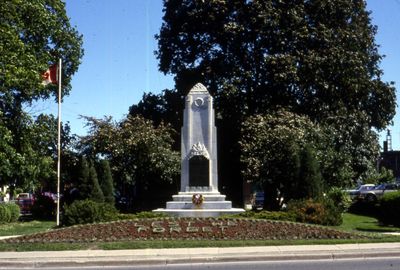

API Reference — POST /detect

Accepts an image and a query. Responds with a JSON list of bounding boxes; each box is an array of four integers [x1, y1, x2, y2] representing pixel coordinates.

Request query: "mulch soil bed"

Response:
[[1, 218, 366, 243]]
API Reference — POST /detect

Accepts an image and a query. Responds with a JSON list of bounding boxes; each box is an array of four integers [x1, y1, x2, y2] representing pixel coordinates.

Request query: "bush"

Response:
[[6, 203, 20, 222], [31, 194, 56, 220], [378, 191, 400, 226], [287, 198, 343, 226], [0, 204, 11, 223], [325, 187, 352, 212], [63, 199, 118, 226]]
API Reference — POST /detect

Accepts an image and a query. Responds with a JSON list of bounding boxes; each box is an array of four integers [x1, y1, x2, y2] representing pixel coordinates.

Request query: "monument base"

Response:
[[153, 191, 245, 217]]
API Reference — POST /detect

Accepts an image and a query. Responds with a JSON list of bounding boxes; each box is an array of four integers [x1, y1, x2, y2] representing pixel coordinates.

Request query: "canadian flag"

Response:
[[42, 64, 58, 85]]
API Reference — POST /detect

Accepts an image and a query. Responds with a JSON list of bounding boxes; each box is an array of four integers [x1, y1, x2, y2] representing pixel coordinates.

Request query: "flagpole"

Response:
[[56, 58, 62, 226]]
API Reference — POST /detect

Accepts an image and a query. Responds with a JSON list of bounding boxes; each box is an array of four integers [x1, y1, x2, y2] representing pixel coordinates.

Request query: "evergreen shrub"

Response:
[[378, 191, 400, 226], [325, 187, 352, 212], [63, 199, 118, 226], [0, 204, 11, 223], [98, 160, 115, 205], [6, 203, 20, 222]]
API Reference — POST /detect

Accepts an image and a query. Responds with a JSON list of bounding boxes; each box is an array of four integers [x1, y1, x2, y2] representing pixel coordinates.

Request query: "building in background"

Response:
[[380, 129, 400, 182]]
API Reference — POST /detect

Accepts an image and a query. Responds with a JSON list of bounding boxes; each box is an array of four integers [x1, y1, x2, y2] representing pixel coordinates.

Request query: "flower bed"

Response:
[[2, 218, 364, 244]]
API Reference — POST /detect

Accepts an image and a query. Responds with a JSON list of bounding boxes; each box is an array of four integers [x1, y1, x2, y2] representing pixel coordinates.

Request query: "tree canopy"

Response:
[[150, 0, 396, 204], [1, 0, 83, 104], [80, 115, 180, 186], [157, 0, 395, 129], [79, 115, 180, 210], [0, 0, 83, 191]]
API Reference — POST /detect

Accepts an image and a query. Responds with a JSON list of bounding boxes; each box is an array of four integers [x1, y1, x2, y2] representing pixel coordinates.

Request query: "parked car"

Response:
[[345, 184, 375, 200], [358, 183, 400, 202], [42, 192, 59, 203], [251, 192, 264, 210], [16, 193, 35, 215]]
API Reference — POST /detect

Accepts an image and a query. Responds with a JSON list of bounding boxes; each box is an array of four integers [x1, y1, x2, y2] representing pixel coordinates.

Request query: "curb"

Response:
[[0, 243, 400, 268]]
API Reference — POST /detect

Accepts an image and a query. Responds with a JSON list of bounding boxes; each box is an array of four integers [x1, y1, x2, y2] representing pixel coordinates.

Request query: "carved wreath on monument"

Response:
[[189, 142, 210, 159]]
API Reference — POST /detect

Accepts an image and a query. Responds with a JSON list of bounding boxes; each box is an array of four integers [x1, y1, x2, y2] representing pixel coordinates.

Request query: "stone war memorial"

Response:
[[154, 83, 244, 217]]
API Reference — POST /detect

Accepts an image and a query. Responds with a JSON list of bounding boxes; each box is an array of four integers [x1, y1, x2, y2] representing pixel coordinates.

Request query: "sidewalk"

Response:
[[0, 243, 400, 268]]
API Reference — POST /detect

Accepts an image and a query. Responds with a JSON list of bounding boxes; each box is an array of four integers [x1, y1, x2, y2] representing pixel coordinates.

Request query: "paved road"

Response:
[[4, 257, 400, 270]]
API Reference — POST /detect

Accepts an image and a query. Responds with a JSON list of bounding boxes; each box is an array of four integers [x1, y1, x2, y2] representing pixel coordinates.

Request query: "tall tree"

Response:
[[240, 110, 323, 209], [0, 0, 83, 191], [1, 0, 83, 103], [98, 160, 115, 205], [88, 161, 104, 203], [296, 144, 323, 200], [157, 0, 394, 127], [154, 0, 394, 203], [79, 115, 180, 210], [239, 109, 371, 208], [77, 156, 90, 200], [0, 112, 16, 186]]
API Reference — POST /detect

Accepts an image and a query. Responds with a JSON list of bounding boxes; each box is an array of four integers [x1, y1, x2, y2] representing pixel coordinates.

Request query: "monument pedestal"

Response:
[[153, 83, 244, 217], [154, 190, 244, 217]]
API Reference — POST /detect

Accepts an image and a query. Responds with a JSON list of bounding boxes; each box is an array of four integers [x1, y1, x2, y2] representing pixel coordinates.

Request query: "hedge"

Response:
[[378, 191, 400, 226]]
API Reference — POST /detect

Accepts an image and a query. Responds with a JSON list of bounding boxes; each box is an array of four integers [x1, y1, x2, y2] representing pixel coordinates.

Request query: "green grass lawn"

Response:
[[339, 213, 400, 233], [0, 220, 56, 237]]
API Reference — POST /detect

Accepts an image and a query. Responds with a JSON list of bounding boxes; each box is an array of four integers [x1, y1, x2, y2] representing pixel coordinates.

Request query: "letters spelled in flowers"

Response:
[[192, 193, 204, 206]]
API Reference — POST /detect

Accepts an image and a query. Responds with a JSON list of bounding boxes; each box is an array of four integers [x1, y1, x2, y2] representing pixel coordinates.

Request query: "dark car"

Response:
[[251, 192, 264, 210], [16, 193, 35, 215]]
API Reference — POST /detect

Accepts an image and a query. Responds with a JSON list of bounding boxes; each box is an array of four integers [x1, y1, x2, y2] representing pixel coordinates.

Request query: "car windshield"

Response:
[[359, 185, 374, 191]]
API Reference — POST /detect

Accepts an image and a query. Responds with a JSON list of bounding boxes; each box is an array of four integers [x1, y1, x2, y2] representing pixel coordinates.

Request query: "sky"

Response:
[[33, 0, 400, 149]]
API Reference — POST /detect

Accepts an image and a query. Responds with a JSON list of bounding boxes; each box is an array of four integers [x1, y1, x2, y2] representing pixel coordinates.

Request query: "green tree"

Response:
[[30, 114, 77, 191], [240, 110, 322, 209], [296, 144, 323, 200], [1, 112, 62, 193], [1, 0, 83, 102], [129, 89, 183, 131], [79, 115, 180, 210], [129, 89, 184, 148], [88, 161, 104, 203], [155, 0, 395, 204], [240, 110, 357, 209], [365, 167, 395, 185], [321, 110, 380, 186], [97, 160, 115, 205], [0, 0, 83, 192], [0, 113, 17, 185], [157, 0, 394, 128], [77, 156, 90, 200]]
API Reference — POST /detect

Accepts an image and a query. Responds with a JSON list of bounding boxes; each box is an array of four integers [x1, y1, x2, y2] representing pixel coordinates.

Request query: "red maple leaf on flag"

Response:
[[42, 64, 58, 85]]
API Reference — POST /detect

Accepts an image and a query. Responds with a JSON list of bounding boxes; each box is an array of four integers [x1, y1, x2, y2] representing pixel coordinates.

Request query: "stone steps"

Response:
[[172, 193, 226, 202], [155, 191, 245, 217], [166, 201, 232, 209], [153, 208, 245, 218]]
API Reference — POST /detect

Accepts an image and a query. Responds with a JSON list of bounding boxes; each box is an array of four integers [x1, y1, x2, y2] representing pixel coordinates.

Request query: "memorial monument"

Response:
[[154, 83, 244, 217]]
